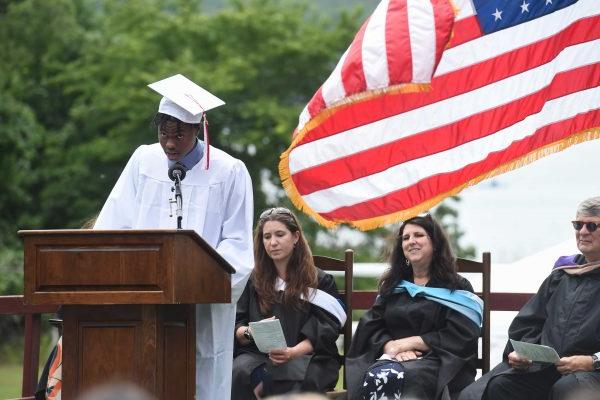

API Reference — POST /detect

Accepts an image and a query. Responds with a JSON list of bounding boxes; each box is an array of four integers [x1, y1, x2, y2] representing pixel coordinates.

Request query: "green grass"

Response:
[[0, 364, 21, 399], [335, 365, 344, 390], [0, 329, 56, 400]]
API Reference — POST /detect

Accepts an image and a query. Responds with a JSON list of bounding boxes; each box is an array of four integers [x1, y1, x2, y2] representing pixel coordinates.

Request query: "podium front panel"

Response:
[[20, 230, 232, 305], [62, 304, 195, 400]]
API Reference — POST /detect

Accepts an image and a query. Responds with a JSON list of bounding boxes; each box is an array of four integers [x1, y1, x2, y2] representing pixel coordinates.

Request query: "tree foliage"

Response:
[[0, 0, 361, 234]]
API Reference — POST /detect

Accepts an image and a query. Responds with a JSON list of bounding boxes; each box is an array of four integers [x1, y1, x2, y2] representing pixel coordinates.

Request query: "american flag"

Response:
[[279, 0, 600, 230]]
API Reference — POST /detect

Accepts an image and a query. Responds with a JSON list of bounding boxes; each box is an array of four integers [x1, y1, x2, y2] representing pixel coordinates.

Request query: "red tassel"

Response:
[[202, 113, 209, 169]]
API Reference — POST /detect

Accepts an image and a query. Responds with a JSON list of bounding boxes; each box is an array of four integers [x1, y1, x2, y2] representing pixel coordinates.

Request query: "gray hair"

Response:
[[576, 196, 600, 217]]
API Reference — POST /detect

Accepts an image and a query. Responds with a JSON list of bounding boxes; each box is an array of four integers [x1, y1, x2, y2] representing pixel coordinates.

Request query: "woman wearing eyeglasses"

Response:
[[459, 196, 600, 400], [231, 207, 345, 400], [345, 214, 482, 400]]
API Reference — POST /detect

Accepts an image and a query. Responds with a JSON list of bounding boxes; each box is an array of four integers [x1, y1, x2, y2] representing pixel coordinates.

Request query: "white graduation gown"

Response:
[[94, 143, 254, 400]]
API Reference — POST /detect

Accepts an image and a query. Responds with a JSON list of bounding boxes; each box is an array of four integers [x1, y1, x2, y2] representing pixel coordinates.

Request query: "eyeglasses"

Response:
[[572, 220, 599, 233], [259, 207, 293, 220]]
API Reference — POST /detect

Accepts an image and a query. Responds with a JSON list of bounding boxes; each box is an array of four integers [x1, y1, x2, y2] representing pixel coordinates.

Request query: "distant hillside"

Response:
[[201, 0, 379, 17]]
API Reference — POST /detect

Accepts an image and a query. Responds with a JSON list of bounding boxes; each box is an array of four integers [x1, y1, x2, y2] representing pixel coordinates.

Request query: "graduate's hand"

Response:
[[384, 336, 429, 357], [253, 381, 264, 400], [269, 347, 296, 365], [508, 351, 532, 371], [555, 355, 594, 374], [269, 339, 313, 366], [235, 325, 249, 345], [394, 350, 422, 362], [383, 340, 400, 357]]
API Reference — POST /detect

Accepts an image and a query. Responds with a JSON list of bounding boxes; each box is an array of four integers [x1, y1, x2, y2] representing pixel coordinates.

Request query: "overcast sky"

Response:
[[454, 138, 600, 263]]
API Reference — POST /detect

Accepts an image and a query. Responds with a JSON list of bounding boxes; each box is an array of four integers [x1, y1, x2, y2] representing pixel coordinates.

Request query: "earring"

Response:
[[405, 259, 410, 266]]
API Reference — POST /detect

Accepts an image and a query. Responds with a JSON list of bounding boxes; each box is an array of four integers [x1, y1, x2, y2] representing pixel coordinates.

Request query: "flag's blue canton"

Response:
[[472, 0, 579, 35]]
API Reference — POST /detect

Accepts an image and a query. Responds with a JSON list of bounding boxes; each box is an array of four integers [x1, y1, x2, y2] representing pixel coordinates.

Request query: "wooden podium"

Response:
[[19, 229, 235, 400]]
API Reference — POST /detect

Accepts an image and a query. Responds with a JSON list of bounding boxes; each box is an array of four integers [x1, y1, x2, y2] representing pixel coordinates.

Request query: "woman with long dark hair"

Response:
[[346, 214, 482, 400], [231, 207, 345, 399]]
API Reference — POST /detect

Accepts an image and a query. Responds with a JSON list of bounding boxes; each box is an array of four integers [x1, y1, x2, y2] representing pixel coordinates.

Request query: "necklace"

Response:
[[414, 278, 429, 286]]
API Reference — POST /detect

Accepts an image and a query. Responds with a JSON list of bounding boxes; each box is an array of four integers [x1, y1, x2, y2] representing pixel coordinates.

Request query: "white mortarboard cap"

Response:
[[148, 74, 225, 124]]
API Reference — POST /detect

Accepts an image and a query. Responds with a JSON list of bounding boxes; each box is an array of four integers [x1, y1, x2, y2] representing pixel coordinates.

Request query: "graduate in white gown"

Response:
[[94, 74, 254, 400]]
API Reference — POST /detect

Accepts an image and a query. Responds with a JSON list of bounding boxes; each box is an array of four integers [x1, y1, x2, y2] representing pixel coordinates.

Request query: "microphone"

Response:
[[167, 163, 186, 229], [168, 163, 187, 182]]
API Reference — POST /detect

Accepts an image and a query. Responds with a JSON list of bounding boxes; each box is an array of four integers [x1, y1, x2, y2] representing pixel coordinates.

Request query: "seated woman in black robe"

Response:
[[232, 207, 345, 400], [459, 196, 600, 400], [345, 214, 482, 400]]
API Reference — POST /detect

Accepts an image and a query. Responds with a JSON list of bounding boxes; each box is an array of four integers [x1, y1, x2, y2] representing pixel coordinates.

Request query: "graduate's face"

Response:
[[401, 223, 434, 269], [158, 120, 198, 161], [575, 214, 600, 262], [262, 220, 299, 266]]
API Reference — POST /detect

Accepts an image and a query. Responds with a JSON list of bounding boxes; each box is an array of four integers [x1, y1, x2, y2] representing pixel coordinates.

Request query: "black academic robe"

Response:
[[459, 262, 600, 400], [231, 269, 342, 400], [346, 276, 480, 400]]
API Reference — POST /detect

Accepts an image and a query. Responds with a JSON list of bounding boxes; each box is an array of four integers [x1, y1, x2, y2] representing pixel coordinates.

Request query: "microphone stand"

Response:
[[174, 173, 183, 229], [168, 165, 186, 230]]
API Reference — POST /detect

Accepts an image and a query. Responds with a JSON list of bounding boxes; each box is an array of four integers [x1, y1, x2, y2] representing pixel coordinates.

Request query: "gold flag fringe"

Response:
[[446, 0, 460, 49], [448, 0, 460, 16], [279, 145, 339, 229], [280, 82, 434, 228], [280, 127, 600, 231]]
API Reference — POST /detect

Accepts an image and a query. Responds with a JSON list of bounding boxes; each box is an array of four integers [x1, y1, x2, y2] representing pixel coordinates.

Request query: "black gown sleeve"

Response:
[[316, 272, 342, 302], [420, 278, 481, 360], [299, 272, 343, 356], [503, 270, 562, 357], [345, 291, 395, 400], [235, 280, 252, 333], [346, 292, 393, 361]]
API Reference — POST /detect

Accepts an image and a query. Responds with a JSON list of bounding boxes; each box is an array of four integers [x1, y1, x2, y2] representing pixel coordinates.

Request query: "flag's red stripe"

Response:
[[448, 15, 483, 48], [431, 0, 456, 66], [292, 64, 598, 195], [386, 0, 413, 84], [304, 8, 477, 128], [307, 86, 325, 119], [340, 18, 369, 96], [295, 15, 599, 147], [319, 111, 600, 221]]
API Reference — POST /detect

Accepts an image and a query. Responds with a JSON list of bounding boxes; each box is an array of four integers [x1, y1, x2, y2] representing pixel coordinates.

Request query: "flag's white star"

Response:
[[546, 0, 553, 5], [492, 8, 503, 21], [520, 1, 530, 13]]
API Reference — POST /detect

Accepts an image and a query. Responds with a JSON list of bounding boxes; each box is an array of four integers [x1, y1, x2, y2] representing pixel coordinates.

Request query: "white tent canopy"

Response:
[[490, 238, 578, 292]]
